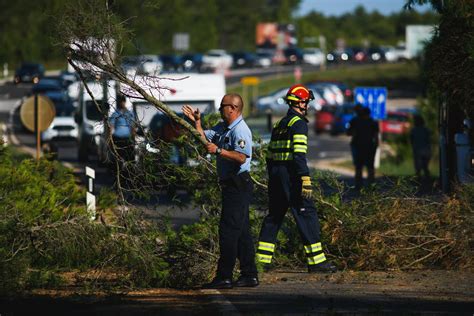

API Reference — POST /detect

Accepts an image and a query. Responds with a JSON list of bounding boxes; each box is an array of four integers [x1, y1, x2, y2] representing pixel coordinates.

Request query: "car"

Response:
[[14, 63, 45, 84], [231, 51, 256, 68], [121, 55, 163, 77], [330, 103, 357, 135], [283, 47, 303, 64], [383, 45, 411, 62], [31, 77, 64, 95], [381, 111, 412, 139], [367, 47, 386, 62], [326, 48, 354, 63], [160, 54, 183, 72], [181, 53, 203, 72], [202, 49, 233, 72], [41, 91, 78, 143], [256, 87, 325, 114], [351, 47, 368, 63], [255, 51, 273, 68], [307, 83, 344, 106], [314, 105, 337, 134], [302, 48, 325, 66]]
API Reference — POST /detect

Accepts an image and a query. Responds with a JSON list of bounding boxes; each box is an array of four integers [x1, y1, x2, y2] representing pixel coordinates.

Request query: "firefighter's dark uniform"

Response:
[[257, 108, 328, 267], [204, 115, 257, 281]]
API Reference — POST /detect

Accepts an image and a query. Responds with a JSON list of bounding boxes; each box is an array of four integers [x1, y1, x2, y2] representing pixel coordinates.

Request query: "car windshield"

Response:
[[54, 100, 75, 117], [85, 100, 109, 121]]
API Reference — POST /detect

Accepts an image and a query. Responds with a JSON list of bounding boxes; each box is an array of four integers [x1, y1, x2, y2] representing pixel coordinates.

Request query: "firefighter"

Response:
[[257, 84, 337, 273]]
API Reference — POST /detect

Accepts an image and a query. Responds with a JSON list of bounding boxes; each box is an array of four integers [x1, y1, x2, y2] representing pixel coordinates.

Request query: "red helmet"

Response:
[[286, 84, 314, 104]]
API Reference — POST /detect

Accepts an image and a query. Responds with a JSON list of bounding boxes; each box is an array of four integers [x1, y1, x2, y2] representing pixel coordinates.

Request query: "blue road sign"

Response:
[[354, 87, 387, 120]]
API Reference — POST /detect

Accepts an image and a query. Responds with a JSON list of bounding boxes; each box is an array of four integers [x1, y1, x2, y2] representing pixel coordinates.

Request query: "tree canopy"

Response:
[[0, 0, 438, 66]]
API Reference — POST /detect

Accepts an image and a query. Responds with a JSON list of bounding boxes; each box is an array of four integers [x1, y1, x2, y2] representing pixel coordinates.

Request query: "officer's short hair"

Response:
[[227, 93, 244, 113]]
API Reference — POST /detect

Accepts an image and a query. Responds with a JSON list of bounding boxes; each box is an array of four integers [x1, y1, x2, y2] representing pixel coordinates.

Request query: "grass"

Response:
[[334, 155, 439, 177]]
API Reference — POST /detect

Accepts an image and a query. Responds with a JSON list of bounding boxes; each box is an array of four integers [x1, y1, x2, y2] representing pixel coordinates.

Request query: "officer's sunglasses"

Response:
[[219, 103, 238, 111]]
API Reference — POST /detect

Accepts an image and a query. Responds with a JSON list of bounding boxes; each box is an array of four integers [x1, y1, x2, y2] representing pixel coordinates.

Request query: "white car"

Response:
[[41, 116, 79, 142], [202, 49, 233, 71], [256, 88, 325, 114], [302, 48, 325, 66], [383, 45, 411, 62], [122, 55, 163, 77]]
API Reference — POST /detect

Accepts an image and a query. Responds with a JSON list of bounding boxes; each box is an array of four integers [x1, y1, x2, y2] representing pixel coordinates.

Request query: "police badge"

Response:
[[238, 139, 246, 149]]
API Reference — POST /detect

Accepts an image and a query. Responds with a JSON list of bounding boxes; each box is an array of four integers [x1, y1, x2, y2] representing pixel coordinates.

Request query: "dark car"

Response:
[[231, 51, 257, 68], [326, 48, 354, 63], [31, 77, 64, 95], [160, 54, 183, 72], [181, 53, 203, 72], [14, 63, 45, 84], [330, 103, 357, 135], [351, 47, 368, 63], [44, 91, 75, 117], [283, 47, 304, 64], [367, 47, 386, 62]]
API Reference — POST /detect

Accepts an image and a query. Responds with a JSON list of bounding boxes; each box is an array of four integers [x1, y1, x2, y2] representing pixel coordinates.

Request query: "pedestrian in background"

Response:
[[256, 84, 336, 273], [109, 94, 136, 186], [410, 115, 431, 179], [347, 105, 379, 190], [182, 93, 258, 289]]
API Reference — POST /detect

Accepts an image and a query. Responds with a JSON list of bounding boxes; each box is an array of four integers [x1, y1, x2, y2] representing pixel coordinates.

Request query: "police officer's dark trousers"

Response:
[[257, 164, 327, 266], [216, 172, 257, 280]]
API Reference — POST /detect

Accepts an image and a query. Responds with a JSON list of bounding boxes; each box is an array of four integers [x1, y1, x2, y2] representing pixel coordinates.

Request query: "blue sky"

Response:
[[296, 0, 433, 16]]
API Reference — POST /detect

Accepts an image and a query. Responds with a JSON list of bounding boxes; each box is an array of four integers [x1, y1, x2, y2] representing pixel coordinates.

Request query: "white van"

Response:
[[123, 73, 225, 130], [75, 79, 117, 162], [120, 73, 226, 162]]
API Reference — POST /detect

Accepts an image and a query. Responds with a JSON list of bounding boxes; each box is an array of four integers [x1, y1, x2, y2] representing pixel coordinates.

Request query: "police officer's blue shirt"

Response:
[[109, 109, 135, 138], [204, 115, 252, 180]]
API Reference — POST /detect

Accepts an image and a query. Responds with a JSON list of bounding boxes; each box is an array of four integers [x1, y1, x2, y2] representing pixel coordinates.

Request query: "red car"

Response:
[[314, 105, 337, 134], [381, 111, 412, 139]]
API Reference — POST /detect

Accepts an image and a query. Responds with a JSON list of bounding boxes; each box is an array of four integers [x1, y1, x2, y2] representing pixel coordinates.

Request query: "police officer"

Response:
[[256, 84, 336, 273], [182, 93, 258, 289]]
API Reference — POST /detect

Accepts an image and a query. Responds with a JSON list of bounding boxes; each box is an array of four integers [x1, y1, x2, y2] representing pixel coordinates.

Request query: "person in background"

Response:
[[347, 105, 379, 190], [108, 94, 136, 185], [182, 93, 258, 289], [410, 115, 432, 179]]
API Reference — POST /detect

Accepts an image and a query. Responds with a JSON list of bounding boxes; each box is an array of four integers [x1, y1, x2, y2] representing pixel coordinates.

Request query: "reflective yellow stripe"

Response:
[[257, 253, 272, 263], [293, 134, 307, 143], [307, 253, 327, 265], [304, 242, 322, 254], [293, 144, 307, 153], [288, 116, 301, 127], [271, 152, 293, 161], [258, 241, 275, 252], [270, 140, 291, 149]]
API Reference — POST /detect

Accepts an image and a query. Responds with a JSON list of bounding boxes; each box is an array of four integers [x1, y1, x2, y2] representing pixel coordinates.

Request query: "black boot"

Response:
[[202, 278, 233, 289], [308, 261, 337, 273], [234, 276, 259, 287]]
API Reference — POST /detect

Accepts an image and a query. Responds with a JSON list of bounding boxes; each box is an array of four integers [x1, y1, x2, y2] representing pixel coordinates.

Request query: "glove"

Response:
[[301, 176, 313, 199]]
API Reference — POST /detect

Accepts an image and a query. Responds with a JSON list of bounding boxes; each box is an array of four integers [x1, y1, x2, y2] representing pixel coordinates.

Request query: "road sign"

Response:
[[20, 95, 55, 132], [354, 87, 387, 120], [240, 76, 260, 85]]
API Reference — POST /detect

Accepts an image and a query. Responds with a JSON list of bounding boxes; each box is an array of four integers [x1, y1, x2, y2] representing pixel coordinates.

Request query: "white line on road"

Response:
[[200, 289, 240, 315]]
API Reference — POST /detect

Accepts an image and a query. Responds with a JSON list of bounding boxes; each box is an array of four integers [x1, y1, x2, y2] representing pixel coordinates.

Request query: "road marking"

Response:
[[200, 289, 240, 315]]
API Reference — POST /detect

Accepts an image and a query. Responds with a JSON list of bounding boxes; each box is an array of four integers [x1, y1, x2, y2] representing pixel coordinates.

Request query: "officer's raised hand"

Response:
[[301, 176, 313, 199], [182, 104, 201, 123]]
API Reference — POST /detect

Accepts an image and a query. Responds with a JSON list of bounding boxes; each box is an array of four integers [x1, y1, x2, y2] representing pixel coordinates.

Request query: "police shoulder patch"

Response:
[[238, 139, 246, 149]]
